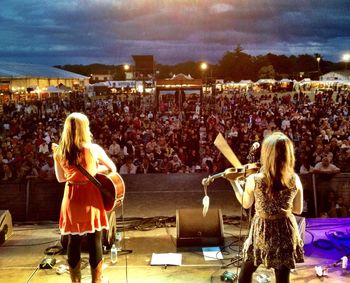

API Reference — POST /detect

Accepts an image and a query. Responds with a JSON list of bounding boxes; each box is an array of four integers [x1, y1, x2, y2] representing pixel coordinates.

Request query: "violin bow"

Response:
[[214, 133, 242, 168]]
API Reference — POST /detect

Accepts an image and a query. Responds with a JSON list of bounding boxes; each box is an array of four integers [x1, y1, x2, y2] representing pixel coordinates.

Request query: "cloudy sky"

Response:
[[1, 0, 349, 66]]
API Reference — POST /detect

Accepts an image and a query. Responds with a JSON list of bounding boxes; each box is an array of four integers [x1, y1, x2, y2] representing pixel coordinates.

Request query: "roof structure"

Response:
[[0, 62, 88, 79], [156, 73, 202, 88]]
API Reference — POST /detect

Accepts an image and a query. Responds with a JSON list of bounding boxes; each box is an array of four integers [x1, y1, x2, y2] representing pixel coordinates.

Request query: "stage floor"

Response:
[[1, 185, 350, 283], [1, 217, 350, 283]]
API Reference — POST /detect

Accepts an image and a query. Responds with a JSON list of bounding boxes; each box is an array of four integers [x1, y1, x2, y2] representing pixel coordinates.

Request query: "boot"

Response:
[[69, 260, 81, 283], [91, 260, 108, 283]]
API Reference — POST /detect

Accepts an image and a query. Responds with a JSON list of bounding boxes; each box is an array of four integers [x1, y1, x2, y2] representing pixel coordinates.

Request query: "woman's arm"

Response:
[[53, 158, 66, 182], [92, 144, 117, 173], [52, 143, 67, 183], [292, 174, 304, 215], [229, 174, 255, 209]]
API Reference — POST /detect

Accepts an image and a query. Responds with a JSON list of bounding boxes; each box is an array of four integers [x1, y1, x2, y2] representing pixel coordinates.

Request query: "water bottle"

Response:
[[110, 244, 117, 264]]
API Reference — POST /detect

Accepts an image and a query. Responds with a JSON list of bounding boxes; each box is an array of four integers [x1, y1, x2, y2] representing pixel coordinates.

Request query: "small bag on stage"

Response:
[[76, 164, 125, 211]]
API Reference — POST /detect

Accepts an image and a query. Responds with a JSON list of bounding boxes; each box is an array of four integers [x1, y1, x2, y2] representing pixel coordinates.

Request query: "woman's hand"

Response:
[[97, 164, 110, 174]]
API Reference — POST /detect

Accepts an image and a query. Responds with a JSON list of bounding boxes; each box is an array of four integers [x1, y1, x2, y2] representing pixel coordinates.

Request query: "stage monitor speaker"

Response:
[[0, 210, 13, 245], [176, 208, 224, 248]]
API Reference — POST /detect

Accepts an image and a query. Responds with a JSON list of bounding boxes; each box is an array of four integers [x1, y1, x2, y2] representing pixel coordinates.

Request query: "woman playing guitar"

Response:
[[52, 112, 118, 283]]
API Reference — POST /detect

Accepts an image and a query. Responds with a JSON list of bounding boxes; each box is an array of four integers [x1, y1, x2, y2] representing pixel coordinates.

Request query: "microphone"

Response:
[[247, 142, 260, 163]]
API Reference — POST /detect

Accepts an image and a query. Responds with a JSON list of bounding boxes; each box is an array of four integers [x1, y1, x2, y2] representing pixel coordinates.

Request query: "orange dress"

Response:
[[57, 147, 109, 235]]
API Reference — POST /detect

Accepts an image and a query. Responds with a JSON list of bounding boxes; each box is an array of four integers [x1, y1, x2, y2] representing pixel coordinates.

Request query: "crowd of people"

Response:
[[0, 88, 349, 215], [1, 90, 349, 178]]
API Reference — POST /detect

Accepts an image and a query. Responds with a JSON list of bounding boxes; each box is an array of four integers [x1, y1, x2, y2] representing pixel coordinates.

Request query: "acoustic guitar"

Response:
[[95, 172, 125, 211], [76, 164, 125, 212]]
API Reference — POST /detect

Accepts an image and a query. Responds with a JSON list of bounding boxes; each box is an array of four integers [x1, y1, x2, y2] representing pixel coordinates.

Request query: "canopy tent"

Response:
[[279, 78, 292, 83], [46, 86, 65, 93], [57, 83, 72, 92], [238, 80, 253, 84], [256, 79, 276, 84]]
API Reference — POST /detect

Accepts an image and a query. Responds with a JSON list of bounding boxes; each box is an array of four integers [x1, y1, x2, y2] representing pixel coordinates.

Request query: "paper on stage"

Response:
[[202, 247, 224, 261], [150, 253, 182, 266]]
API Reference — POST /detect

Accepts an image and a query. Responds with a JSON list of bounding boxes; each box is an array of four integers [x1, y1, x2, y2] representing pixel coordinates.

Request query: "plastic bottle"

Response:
[[110, 244, 117, 264]]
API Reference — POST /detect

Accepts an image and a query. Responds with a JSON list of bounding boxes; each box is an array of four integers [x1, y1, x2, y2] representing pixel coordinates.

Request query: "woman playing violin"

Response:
[[230, 132, 304, 283]]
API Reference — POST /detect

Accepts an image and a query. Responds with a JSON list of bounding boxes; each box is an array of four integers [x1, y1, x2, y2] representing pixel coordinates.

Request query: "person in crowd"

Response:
[[327, 195, 348, 218], [313, 157, 341, 176], [52, 112, 116, 283], [312, 144, 324, 165], [119, 156, 137, 174], [1, 163, 15, 181], [136, 156, 157, 174], [299, 158, 314, 175], [108, 139, 121, 159], [38, 140, 49, 154], [39, 156, 56, 181], [169, 154, 183, 172], [336, 144, 350, 172], [123, 140, 135, 157], [227, 132, 304, 283]]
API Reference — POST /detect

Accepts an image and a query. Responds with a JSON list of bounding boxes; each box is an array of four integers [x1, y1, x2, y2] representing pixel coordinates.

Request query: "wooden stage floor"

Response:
[[1, 217, 350, 283]]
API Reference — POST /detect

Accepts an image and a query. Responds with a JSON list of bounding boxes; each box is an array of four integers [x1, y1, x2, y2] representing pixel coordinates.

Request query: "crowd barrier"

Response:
[[0, 173, 349, 222]]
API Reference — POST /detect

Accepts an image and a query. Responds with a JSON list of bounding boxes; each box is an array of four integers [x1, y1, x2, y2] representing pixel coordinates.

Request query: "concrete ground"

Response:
[[1, 177, 350, 283]]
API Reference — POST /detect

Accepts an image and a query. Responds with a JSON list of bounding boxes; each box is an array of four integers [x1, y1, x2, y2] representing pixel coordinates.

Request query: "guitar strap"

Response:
[[75, 164, 115, 200]]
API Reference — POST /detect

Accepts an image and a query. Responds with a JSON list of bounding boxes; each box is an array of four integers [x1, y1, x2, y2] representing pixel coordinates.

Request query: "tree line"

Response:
[[56, 45, 345, 82]]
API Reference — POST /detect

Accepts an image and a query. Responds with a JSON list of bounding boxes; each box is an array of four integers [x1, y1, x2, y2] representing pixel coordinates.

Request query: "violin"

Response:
[[202, 163, 260, 186]]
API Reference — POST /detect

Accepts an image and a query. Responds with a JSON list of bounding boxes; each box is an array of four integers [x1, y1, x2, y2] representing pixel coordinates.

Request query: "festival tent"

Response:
[[57, 84, 72, 92], [47, 86, 64, 93], [279, 78, 292, 83], [256, 79, 276, 84], [238, 80, 253, 84]]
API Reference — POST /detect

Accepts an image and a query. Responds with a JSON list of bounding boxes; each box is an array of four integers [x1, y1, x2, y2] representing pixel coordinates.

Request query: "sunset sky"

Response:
[[1, 0, 349, 66]]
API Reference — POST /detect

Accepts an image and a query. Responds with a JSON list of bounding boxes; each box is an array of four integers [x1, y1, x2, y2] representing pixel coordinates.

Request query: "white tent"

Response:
[[256, 79, 276, 84], [47, 86, 64, 93], [279, 78, 292, 83], [238, 80, 253, 84]]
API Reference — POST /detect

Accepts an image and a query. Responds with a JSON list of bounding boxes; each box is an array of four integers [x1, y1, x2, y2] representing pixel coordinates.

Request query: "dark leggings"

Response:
[[67, 231, 103, 269], [238, 260, 290, 283]]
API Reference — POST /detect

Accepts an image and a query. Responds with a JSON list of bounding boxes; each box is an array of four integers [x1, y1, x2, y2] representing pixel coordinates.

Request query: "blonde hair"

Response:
[[54, 112, 92, 165], [260, 132, 295, 196]]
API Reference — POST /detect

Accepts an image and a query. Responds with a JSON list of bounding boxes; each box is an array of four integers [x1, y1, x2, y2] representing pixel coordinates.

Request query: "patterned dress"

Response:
[[243, 174, 304, 269], [56, 147, 109, 235]]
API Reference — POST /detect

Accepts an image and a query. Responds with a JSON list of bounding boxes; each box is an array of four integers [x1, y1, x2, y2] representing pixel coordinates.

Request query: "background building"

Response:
[[0, 62, 89, 102]]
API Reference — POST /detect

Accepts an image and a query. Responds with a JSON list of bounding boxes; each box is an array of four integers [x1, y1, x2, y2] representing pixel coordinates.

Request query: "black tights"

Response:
[[238, 260, 290, 283], [67, 231, 103, 269]]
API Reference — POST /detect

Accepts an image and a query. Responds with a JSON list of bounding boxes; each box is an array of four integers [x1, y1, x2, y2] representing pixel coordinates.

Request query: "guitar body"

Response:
[[95, 172, 125, 212]]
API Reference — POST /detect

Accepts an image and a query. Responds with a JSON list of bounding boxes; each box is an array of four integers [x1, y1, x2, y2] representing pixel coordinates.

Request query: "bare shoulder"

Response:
[[85, 143, 103, 152], [294, 173, 302, 190]]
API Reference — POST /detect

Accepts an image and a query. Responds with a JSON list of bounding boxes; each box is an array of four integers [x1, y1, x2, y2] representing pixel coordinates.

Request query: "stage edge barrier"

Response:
[[0, 173, 349, 221]]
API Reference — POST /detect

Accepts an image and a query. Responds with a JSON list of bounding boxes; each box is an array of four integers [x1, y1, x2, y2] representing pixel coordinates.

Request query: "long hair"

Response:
[[260, 132, 295, 196], [54, 112, 92, 165]]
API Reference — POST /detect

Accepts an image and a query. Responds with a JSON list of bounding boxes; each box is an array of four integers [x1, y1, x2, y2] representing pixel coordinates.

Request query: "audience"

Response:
[[0, 88, 349, 217]]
